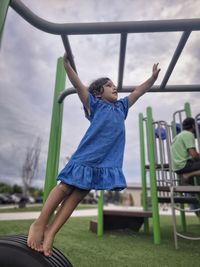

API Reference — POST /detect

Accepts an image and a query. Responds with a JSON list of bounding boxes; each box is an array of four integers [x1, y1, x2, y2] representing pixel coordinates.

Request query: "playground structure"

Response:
[[0, 0, 200, 264], [139, 102, 200, 248]]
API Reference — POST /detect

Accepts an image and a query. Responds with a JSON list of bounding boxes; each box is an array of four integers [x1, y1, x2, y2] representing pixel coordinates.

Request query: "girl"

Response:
[[27, 53, 160, 256]]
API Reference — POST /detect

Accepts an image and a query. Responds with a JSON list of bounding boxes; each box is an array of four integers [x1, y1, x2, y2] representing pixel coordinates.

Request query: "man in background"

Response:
[[170, 117, 200, 184]]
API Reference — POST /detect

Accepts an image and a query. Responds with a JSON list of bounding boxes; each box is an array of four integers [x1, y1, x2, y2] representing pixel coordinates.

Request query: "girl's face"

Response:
[[101, 80, 118, 102]]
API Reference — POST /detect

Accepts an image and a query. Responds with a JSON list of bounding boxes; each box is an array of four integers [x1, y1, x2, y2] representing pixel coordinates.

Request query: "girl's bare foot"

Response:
[[27, 221, 45, 252], [42, 228, 54, 257]]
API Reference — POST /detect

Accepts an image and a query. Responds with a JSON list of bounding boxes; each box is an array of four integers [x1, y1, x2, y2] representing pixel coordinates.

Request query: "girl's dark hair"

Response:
[[182, 117, 195, 130], [88, 77, 110, 96]]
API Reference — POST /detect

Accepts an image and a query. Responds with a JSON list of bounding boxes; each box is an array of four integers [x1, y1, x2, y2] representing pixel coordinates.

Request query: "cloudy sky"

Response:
[[0, 0, 200, 189]]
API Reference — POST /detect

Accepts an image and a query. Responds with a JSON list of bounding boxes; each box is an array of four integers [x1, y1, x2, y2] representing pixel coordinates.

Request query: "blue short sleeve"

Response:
[[117, 96, 129, 119], [84, 93, 99, 121]]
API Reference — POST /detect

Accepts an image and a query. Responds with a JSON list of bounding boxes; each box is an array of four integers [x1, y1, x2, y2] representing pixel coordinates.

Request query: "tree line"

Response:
[[0, 182, 43, 198]]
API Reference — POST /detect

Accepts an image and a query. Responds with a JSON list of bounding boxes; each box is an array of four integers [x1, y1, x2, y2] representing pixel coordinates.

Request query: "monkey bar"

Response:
[[1, 0, 199, 93]]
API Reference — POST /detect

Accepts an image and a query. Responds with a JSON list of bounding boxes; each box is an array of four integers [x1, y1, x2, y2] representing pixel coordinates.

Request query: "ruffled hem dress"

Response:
[[57, 93, 129, 191]]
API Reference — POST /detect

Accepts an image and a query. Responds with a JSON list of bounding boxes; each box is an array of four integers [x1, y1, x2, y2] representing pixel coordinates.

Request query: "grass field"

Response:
[[0, 203, 98, 213], [0, 215, 200, 267]]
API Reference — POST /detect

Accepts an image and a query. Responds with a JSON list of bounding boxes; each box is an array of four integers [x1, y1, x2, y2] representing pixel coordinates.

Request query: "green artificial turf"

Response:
[[0, 215, 200, 267]]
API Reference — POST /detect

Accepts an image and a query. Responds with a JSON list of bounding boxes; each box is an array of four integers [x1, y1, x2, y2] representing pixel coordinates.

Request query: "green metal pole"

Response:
[[0, 0, 10, 44], [184, 102, 192, 117], [139, 113, 149, 233], [43, 57, 66, 202], [146, 107, 160, 244], [97, 190, 104, 236]]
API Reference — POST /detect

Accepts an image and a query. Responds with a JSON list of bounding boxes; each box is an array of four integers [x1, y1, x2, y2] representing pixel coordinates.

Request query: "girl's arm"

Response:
[[128, 63, 160, 107], [63, 53, 89, 110]]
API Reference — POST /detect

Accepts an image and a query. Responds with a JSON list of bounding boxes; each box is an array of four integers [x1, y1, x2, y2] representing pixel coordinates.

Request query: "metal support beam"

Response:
[[160, 31, 191, 89], [61, 35, 77, 73], [10, 0, 200, 35], [118, 33, 127, 91]]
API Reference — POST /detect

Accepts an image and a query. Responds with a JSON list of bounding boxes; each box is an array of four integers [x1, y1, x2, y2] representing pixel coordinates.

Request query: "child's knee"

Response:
[[58, 182, 73, 195], [76, 189, 90, 201]]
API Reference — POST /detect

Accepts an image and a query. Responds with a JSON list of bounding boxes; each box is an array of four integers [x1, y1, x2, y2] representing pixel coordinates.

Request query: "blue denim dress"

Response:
[[57, 93, 129, 191]]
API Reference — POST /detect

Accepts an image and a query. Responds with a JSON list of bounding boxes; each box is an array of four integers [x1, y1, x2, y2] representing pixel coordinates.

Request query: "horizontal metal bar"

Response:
[[58, 84, 200, 103], [160, 31, 191, 89], [122, 85, 200, 93], [10, 0, 200, 35]]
